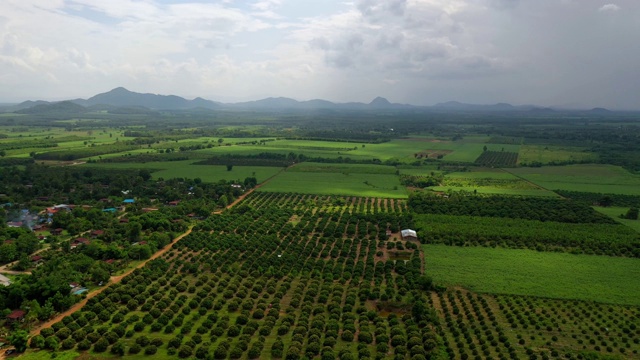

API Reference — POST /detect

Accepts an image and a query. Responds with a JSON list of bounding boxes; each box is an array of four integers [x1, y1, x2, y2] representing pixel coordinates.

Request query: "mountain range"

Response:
[[0, 87, 620, 114]]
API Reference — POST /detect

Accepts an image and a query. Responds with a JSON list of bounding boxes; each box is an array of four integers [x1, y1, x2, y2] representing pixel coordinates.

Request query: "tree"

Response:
[[218, 138, 224, 145], [226, 164, 233, 171], [9, 330, 29, 352], [625, 207, 639, 220]]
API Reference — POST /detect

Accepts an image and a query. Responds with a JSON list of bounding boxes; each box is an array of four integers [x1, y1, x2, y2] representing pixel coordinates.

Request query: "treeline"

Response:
[[408, 192, 616, 224], [415, 214, 640, 258], [556, 191, 640, 208], [33, 143, 141, 161]]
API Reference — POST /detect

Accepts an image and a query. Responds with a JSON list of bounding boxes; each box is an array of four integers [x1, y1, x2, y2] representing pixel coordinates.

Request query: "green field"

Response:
[[428, 186, 559, 197], [289, 162, 398, 174], [594, 206, 640, 232], [431, 167, 558, 197], [424, 244, 640, 305], [86, 161, 282, 183], [508, 164, 640, 195], [259, 171, 407, 198], [518, 145, 597, 165]]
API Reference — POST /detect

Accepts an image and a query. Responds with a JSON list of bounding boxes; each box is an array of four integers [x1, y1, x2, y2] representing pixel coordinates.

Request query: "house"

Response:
[[385, 228, 392, 237], [6, 310, 25, 322], [50, 228, 63, 235], [123, 199, 135, 204], [119, 218, 130, 223], [104, 259, 115, 264], [142, 208, 158, 213], [401, 229, 418, 241], [90, 230, 105, 238], [71, 238, 90, 249], [7, 221, 23, 228], [99, 198, 110, 203], [31, 255, 43, 263], [102, 208, 117, 213], [167, 200, 180, 206], [0, 274, 11, 287], [69, 282, 80, 289]]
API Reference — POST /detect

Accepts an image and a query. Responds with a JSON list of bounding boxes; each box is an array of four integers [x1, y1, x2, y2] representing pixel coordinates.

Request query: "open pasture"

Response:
[[87, 160, 282, 183], [289, 162, 398, 175], [424, 244, 640, 305], [430, 167, 558, 197], [594, 206, 640, 233], [509, 164, 640, 195], [518, 145, 598, 165], [259, 171, 407, 198]]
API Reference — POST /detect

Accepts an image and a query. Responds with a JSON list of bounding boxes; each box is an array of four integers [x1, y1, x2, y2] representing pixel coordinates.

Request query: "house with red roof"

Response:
[[6, 309, 25, 322]]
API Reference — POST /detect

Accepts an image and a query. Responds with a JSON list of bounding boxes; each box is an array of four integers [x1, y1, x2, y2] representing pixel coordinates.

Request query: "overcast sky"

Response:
[[1, 0, 638, 109]]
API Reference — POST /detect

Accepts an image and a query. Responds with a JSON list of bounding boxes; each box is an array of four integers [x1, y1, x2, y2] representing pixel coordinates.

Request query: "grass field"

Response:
[[432, 167, 559, 197], [289, 162, 398, 174], [87, 161, 282, 183], [518, 145, 597, 165], [424, 244, 640, 305], [259, 171, 407, 198], [508, 164, 640, 195], [594, 206, 640, 232]]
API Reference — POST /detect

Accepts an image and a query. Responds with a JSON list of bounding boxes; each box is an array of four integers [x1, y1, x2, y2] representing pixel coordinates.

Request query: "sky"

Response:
[[0, 0, 638, 109]]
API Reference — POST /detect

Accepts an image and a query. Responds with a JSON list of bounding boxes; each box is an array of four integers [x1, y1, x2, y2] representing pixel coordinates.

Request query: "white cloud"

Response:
[[598, 3, 620, 12], [0, 0, 638, 108]]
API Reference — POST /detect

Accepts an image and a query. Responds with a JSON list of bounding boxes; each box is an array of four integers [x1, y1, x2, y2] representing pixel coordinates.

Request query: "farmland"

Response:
[[518, 145, 598, 166], [508, 164, 640, 195], [258, 171, 407, 198], [423, 245, 640, 305], [1, 107, 640, 359], [88, 160, 283, 184]]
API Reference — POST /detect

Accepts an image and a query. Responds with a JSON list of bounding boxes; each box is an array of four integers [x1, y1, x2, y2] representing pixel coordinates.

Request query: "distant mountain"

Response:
[[5, 87, 633, 114], [588, 107, 612, 114], [228, 95, 412, 111], [16, 101, 87, 115], [73, 87, 221, 110], [432, 101, 538, 112]]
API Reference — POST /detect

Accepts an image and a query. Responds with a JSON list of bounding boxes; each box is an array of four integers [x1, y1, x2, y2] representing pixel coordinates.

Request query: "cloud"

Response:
[[0, 0, 638, 108], [598, 3, 620, 12]]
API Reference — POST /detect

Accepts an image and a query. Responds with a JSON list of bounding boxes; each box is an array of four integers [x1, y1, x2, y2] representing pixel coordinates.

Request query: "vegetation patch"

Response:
[[518, 144, 598, 166], [474, 150, 518, 167], [259, 171, 408, 198], [424, 244, 640, 305], [509, 164, 640, 195], [415, 214, 640, 257]]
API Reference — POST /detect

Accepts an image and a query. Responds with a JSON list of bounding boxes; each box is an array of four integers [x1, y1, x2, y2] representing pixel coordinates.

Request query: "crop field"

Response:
[[87, 161, 282, 183], [594, 206, 640, 233], [445, 143, 520, 163], [415, 213, 640, 257], [508, 164, 640, 195], [259, 172, 407, 198], [424, 245, 640, 305], [474, 151, 518, 167], [432, 290, 640, 359], [518, 145, 598, 165], [289, 162, 398, 175], [30, 192, 436, 360], [430, 168, 558, 197]]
